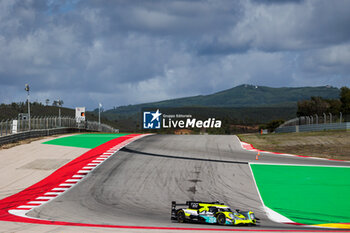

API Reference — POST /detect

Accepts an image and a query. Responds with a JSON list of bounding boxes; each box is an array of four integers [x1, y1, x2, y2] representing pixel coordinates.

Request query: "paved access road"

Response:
[[28, 135, 349, 230]]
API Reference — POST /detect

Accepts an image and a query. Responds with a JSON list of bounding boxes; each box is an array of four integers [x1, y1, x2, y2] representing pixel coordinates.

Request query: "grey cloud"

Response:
[[202, 0, 350, 54], [0, 0, 349, 110], [299, 43, 350, 76], [251, 0, 304, 5]]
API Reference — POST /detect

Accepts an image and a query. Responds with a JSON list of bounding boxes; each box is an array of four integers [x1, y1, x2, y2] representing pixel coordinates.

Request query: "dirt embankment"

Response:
[[238, 130, 350, 161]]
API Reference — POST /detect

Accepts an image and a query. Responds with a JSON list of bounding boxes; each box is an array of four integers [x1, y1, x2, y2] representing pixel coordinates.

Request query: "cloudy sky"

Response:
[[0, 0, 349, 110]]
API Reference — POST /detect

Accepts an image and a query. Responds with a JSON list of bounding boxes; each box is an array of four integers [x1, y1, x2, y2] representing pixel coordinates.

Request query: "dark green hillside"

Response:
[[90, 85, 341, 132], [0, 102, 75, 120], [203, 85, 339, 107], [103, 85, 340, 117]]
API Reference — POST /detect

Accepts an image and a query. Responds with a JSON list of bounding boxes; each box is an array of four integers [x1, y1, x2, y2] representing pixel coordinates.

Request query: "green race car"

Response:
[[171, 201, 257, 226]]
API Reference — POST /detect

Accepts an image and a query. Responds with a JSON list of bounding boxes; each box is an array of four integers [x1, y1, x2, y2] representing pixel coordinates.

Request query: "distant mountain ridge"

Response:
[[104, 84, 340, 116]]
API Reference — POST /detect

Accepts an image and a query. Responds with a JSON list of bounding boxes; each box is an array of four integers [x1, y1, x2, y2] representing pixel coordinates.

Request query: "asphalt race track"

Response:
[[28, 135, 349, 230]]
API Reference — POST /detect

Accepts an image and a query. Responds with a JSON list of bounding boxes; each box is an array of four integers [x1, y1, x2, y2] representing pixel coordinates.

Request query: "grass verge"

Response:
[[250, 164, 350, 225], [43, 133, 130, 148], [238, 130, 350, 161]]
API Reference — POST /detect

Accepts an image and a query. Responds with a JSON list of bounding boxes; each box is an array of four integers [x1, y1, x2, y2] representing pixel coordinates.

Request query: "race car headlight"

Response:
[[229, 213, 233, 219], [250, 213, 255, 220]]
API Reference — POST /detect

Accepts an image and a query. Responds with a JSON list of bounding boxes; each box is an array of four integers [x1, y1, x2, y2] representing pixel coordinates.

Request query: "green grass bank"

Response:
[[250, 164, 350, 225], [43, 133, 130, 148]]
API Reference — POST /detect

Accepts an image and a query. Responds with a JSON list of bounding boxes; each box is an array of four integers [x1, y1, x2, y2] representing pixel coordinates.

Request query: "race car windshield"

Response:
[[218, 207, 232, 212]]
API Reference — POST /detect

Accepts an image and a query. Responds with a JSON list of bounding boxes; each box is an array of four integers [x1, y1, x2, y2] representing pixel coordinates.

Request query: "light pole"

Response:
[[57, 99, 63, 127], [25, 84, 31, 130], [98, 103, 102, 125]]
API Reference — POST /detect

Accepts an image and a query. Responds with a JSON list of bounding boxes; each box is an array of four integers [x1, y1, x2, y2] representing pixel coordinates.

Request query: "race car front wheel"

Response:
[[217, 213, 226, 225], [177, 210, 186, 223]]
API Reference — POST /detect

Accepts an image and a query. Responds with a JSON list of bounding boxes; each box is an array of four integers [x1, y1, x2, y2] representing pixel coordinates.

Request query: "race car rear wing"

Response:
[[171, 201, 187, 220]]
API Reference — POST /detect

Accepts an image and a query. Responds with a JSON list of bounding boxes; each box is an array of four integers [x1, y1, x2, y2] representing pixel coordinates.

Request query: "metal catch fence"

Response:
[[0, 116, 118, 137], [280, 112, 349, 127], [276, 112, 350, 133]]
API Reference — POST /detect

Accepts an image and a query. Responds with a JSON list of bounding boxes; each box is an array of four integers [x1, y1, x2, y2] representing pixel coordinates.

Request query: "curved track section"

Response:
[[28, 135, 349, 230]]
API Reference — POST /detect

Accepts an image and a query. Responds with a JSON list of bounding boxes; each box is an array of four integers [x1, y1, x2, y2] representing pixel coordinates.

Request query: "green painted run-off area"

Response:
[[43, 133, 130, 148], [250, 164, 350, 225]]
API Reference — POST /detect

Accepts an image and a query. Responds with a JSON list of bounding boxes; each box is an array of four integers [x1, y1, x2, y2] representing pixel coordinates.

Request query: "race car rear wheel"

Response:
[[217, 213, 226, 225], [177, 210, 186, 223]]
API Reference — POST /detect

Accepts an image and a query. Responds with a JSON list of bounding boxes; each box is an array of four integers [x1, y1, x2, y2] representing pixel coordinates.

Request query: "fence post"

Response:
[[323, 113, 326, 124], [315, 114, 318, 124], [329, 113, 332, 124], [5, 119, 8, 135], [340, 112, 342, 123]]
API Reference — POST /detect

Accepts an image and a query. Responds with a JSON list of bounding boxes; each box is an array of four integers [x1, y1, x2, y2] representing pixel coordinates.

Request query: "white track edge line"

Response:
[[247, 163, 295, 224], [249, 162, 350, 168]]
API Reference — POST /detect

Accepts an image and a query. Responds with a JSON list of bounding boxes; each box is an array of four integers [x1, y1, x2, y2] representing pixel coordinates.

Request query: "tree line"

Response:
[[297, 87, 350, 116]]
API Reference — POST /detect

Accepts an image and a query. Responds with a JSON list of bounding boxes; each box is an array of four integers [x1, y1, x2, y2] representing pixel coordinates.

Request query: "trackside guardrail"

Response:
[[0, 128, 79, 146], [275, 122, 350, 133], [280, 113, 350, 127], [0, 116, 119, 146]]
